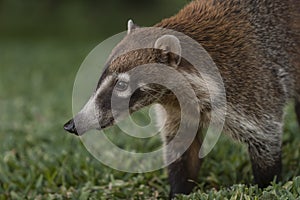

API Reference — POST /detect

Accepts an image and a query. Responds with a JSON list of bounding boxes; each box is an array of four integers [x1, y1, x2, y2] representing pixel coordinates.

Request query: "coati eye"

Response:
[[115, 81, 129, 91]]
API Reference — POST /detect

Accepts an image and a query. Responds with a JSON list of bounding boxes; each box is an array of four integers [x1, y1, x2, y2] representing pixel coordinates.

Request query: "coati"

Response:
[[64, 0, 300, 198]]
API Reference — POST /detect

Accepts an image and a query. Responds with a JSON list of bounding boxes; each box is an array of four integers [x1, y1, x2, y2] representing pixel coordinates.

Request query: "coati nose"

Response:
[[63, 119, 78, 135]]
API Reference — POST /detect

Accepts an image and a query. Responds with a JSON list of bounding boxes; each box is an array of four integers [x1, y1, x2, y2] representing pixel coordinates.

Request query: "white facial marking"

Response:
[[96, 75, 114, 96], [118, 73, 130, 82], [74, 95, 100, 135], [74, 75, 114, 134], [115, 88, 132, 98]]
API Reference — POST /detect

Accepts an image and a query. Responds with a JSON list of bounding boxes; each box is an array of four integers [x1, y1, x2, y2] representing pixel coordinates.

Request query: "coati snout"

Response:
[[63, 119, 77, 135]]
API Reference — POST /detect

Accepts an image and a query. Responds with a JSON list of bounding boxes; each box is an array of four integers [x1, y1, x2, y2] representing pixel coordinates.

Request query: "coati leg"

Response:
[[165, 134, 202, 199], [247, 129, 282, 188]]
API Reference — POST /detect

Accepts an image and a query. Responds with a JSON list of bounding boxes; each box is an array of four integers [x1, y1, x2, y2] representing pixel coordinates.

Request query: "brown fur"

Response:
[[155, 0, 295, 119], [65, 0, 300, 198], [108, 0, 300, 197], [155, 0, 298, 197], [288, 0, 300, 96]]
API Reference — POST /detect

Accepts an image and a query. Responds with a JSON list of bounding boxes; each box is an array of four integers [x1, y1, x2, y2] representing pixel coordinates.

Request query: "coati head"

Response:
[[64, 20, 188, 136]]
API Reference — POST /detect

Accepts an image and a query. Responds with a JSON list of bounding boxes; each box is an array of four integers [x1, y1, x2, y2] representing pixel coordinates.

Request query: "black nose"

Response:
[[63, 119, 78, 135]]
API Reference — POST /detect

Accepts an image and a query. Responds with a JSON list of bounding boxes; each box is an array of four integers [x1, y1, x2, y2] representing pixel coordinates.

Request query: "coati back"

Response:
[[64, 0, 300, 198]]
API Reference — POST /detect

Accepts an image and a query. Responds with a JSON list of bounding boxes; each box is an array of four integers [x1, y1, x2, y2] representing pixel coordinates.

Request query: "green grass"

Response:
[[0, 38, 299, 200]]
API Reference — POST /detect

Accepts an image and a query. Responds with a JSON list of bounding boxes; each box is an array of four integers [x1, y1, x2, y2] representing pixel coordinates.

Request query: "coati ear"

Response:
[[127, 19, 139, 34], [154, 35, 182, 67]]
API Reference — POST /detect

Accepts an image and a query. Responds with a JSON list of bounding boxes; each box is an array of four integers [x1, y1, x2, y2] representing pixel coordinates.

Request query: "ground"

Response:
[[0, 39, 299, 200]]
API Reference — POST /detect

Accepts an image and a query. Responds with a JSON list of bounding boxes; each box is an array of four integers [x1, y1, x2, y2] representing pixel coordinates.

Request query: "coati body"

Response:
[[64, 0, 300, 198]]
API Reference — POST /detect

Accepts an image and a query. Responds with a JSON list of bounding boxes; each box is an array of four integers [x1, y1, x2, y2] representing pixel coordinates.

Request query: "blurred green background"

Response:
[[0, 0, 187, 40], [0, 0, 299, 199]]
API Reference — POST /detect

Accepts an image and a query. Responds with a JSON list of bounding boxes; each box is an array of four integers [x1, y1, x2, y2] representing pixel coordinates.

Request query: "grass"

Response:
[[0, 38, 299, 200]]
